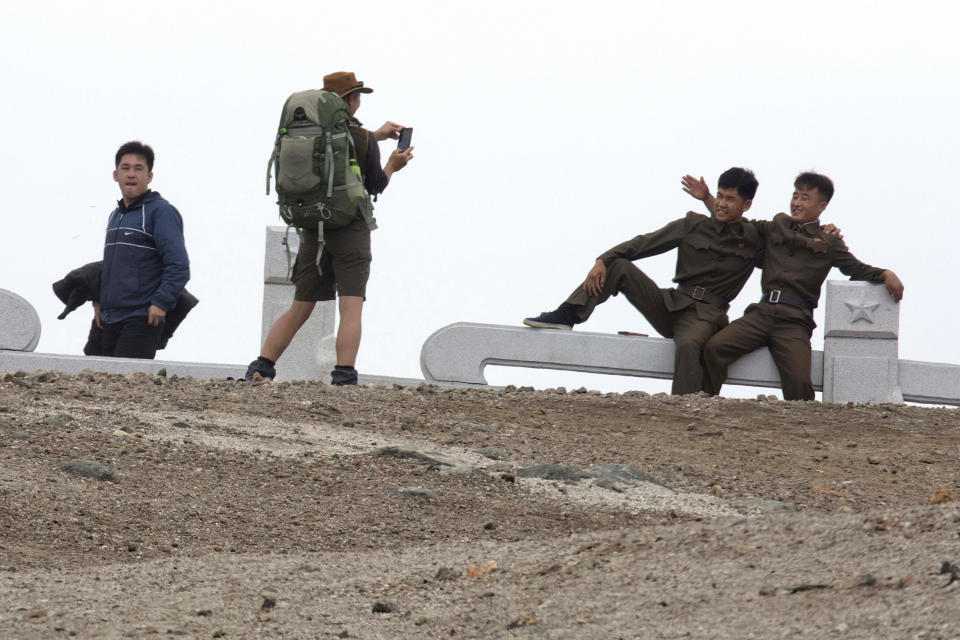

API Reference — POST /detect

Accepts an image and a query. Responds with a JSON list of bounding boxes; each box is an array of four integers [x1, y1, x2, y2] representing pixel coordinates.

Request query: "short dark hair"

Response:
[[794, 172, 834, 203], [717, 167, 758, 201], [115, 141, 155, 171]]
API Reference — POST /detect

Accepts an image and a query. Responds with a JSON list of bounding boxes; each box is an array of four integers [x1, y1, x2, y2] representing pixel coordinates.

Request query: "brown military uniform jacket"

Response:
[[597, 211, 763, 324], [749, 213, 887, 328]]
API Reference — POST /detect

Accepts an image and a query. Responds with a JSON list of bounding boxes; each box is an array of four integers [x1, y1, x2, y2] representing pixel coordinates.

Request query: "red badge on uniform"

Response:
[[738, 243, 744, 248], [814, 238, 823, 242]]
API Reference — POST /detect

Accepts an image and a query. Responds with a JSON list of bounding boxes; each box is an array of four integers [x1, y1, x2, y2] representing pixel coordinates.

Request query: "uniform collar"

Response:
[[793, 219, 821, 235], [711, 216, 745, 235]]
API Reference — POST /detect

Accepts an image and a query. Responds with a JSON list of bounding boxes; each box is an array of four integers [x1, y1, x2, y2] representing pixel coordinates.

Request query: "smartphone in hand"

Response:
[[398, 127, 413, 151]]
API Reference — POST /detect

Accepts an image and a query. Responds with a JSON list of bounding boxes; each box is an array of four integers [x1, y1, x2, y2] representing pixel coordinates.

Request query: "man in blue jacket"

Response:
[[95, 141, 190, 359]]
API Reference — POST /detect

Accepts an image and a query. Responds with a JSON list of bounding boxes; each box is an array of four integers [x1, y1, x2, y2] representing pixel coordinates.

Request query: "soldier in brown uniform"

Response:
[[523, 167, 763, 395], [685, 171, 904, 400]]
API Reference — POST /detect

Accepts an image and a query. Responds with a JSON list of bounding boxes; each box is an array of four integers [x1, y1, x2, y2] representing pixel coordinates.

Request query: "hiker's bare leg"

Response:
[[336, 296, 364, 367], [259, 300, 316, 362]]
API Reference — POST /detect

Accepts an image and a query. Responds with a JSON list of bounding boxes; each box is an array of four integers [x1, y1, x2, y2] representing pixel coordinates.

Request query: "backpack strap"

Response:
[[325, 132, 335, 198], [350, 125, 370, 175], [315, 222, 326, 273], [345, 132, 378, 233], [266, 144, 279, 195], [279, 208, 329, 275], [281, 226, 295, 281], [267, 96, 295, 195]]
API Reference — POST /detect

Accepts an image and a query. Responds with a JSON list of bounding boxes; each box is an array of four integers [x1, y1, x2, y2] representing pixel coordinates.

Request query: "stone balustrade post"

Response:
[[822, 280, 902, 403], [0, 289, 41, 352], [261, 226, 336, 382]]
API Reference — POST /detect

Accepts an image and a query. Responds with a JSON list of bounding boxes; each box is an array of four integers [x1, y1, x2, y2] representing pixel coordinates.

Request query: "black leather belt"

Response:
[[760, 290, 816, 310], [677, 284, 728, 309]]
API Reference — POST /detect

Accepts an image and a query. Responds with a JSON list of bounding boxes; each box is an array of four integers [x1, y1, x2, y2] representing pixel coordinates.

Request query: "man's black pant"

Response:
[[96, 316, 162, 359]]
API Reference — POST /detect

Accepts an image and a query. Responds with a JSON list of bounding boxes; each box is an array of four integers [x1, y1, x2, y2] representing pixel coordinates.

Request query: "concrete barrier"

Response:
[[0, 351, 244, 379], [420, 322, 823, 390], [0, 289, 41, 352], [420, 281, 960, 406], [5, 256, 959, 402], [0, 349, 421, 387]]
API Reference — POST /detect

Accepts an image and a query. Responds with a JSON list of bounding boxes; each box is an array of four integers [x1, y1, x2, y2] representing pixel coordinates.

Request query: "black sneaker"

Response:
[[244, 358, 276, 381], [331, 366, 358, 386], [523, 303, 580, 330]]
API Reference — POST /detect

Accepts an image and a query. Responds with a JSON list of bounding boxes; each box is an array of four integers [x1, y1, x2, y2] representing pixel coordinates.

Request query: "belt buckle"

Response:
[[768, 290, 781, 304], [691, 286, 706, 301]]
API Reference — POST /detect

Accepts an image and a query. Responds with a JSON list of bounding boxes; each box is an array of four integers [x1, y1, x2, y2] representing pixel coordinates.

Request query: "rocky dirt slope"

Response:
[[1, 370, 959, 638]]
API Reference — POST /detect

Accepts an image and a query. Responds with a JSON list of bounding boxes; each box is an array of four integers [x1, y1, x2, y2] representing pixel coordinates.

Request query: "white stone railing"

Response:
[[4, 251, 959, 403], [420, 281, 960, 406]]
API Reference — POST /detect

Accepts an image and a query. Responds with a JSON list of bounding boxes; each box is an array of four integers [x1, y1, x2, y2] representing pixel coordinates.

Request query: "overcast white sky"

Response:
[[1, 0, 958, 396]]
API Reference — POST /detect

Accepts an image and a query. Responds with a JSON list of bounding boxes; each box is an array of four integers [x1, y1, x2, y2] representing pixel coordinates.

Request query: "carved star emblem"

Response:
[[845, 301, 880, 324]]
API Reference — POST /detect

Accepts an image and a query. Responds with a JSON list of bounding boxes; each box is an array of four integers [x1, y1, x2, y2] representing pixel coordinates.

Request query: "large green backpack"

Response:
[[265, 89, 376, 271]]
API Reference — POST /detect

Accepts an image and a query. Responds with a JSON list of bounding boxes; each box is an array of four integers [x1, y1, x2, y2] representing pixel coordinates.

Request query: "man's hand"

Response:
[[681, 174, 716, 214], [384, 147, 414, 179], [373, 121, 404, 142], [583, 260, 607, 297], [882, 270, 904, 302], [822, 223, 843, 239], [681, 175, 710, 201], [147, 304, 167, 327], [93, 301, 102, 329]]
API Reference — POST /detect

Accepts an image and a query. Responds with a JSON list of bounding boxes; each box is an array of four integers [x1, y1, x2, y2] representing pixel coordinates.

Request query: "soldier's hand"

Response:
[[147, 304, 167, 327], [584, 260, 607, 297], [822, 223, 843, 239], [374, 121, 404, 141], [882, 270, 904, 302], [681, 175, 710, 201], [93, 301, 102, 329]]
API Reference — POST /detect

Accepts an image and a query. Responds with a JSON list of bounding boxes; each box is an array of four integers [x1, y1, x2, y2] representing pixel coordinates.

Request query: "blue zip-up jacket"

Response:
[[100, 190, 190, 323]]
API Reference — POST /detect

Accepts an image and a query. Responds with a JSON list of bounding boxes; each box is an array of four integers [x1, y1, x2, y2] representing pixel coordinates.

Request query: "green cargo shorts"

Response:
[[291, 219, 372, 301]]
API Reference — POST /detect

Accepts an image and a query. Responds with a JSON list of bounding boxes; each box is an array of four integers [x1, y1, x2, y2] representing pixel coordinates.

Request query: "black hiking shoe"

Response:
[[331, 365, 358, 386], [244, 357, 276, 381], [523, 303, 580, 330]]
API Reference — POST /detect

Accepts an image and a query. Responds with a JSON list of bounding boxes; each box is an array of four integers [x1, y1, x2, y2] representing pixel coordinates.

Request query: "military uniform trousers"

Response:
[[565, 258, 726, 396], [702, 302, 815, 401]]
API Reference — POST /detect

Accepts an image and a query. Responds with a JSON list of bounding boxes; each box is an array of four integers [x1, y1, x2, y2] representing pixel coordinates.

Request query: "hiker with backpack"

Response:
[[522, 168, 765, 395], [246, 71, 413, 385]]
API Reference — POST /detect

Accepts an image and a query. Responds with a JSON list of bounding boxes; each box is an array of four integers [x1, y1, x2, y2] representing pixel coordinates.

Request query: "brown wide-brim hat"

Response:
[[323, 71, 374, 98]]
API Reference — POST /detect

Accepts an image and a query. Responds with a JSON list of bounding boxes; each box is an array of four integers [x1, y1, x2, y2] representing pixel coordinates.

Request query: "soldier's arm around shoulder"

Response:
[[740, 219, 766, 266], [828, 234, 903, 302]]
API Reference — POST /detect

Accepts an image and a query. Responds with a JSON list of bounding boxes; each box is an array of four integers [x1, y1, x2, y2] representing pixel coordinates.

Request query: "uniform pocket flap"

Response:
[[686, 236, 712, 251]]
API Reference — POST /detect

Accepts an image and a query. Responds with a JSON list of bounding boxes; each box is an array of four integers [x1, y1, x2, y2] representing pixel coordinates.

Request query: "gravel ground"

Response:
[[1, 370, 959, 638]]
